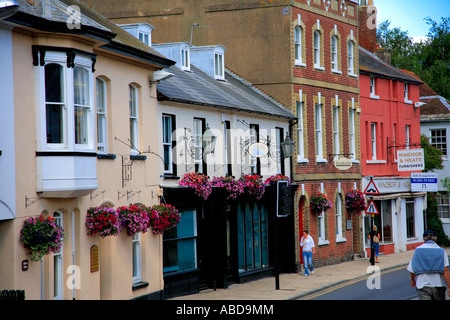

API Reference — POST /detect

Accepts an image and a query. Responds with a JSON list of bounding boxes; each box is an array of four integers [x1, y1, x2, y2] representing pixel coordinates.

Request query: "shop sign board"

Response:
[[411, 172, 438, 192], [397, 148, 424, 171]]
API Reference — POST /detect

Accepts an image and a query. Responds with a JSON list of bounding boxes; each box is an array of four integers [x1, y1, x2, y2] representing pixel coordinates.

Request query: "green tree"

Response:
[[421, 134, 443, 172]]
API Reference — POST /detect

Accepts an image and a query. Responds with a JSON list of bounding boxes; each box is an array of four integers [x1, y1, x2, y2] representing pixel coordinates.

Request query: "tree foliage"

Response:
[[376, 17, 450, 100], [421, 134, 443, 172]]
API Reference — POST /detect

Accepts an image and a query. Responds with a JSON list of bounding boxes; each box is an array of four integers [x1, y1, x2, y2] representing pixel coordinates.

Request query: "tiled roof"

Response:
[[359, 47, 422, 84], [157, 64, 296, 120]]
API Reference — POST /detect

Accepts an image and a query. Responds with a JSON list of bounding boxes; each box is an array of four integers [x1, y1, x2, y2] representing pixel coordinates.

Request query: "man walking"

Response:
[[407, 230, 450, 300], [300, 230, 315, 277]]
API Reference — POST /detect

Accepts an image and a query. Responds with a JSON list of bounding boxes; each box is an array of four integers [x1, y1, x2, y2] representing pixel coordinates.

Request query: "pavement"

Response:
[[170, 247, 450, 300]]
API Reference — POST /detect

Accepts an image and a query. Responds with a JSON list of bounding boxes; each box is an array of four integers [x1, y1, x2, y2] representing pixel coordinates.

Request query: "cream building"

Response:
[[0, 0, 174, 300]]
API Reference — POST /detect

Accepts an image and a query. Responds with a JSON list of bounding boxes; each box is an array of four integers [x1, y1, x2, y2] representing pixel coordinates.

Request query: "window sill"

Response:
[[130, 154, 147, 161], [297, 157, 309, 163], [332, 69, 342, 75], [132, 281, 149, 291], [316, 158, 327, 164], [370, 94, 380, 100], [314, 65, 325, 71], [97, 153, 116, 160], [348, 73, 358, 78], [404, 99, 412, 104], [336, 237, 347, 243], [318, 239, 330, 246], [163, 174, 180, 180], [366, 159, 386, 164], [295, 61, 306, 67]]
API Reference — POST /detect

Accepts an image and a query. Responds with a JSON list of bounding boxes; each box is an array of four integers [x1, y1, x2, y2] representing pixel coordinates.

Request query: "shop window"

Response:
[[406, 198, 416, 238], [163, 210, 197, 274], [237, 203, 269, 273]]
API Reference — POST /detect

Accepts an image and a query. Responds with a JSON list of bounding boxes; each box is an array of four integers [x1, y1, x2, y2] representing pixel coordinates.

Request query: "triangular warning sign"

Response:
[[365, 200, 380, 215], [364, 179, 380, 195]]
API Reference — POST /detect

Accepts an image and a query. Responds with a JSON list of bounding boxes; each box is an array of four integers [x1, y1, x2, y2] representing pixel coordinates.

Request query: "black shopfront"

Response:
[[162, 183, 297, 299]]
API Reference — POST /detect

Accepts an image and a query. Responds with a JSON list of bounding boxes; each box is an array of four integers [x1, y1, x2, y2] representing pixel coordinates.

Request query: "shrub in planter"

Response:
[[86, 206, 120, 238], [150, 203, 181, 234], [20, 215, 65, 261], [309, 192, 332, 214]]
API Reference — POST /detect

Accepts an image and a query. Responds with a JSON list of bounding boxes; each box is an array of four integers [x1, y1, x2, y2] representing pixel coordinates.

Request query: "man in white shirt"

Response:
[[300, 230, 315, 277], [407, 230, 450, 300]]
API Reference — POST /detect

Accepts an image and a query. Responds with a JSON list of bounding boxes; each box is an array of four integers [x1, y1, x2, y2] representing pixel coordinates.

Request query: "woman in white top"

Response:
[[300, 230, 315, 277]]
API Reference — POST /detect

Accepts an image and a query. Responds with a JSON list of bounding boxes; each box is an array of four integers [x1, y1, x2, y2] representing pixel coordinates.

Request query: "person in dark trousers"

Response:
[[368, 225, 380, 263], [407, 230, 450, 300]]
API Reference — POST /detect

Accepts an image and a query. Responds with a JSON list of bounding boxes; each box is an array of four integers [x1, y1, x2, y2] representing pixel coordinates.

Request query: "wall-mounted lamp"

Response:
[[202, 123, 216, 155], [0, 0, 19, 20], [280, 133, 295, 158]]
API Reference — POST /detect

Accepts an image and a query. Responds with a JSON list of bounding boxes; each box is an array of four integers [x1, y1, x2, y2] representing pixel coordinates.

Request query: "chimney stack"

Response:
[[358, 0, 377, 53]]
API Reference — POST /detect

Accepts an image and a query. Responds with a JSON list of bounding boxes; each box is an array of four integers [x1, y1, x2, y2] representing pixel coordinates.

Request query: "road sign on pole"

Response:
[[365, 199, 379, 215], [364, 179, 380, 195]]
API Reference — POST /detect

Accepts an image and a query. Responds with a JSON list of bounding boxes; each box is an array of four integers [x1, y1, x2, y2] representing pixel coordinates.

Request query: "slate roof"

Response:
[[359, 47, 422, 84], [8, 0, 173, 68], [157, 64, 296, 120]]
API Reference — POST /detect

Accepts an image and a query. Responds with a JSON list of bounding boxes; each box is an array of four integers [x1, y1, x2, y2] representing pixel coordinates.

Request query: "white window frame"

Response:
[[193, 118, 203, 173], [315, 103, 324, 161], [129, 84, 139, 154], [214, 51, 224, 80], [405, 125, 410, 149], [404, 83, 412, 104], [313, 30, 322, 69], [331, 35, 339, 72], [349, 107, 356, 161], [370, 77, 379, 99], [181, 45, 190, 71], [132, 233, 142, 284], [53, 211, 63, 300], [430, 128, 448, 157], [296, 101, 306, 162], [37, 51, 95, 152], [348, 40, 355, 75], [333, 105, 340, 160], [138, 31, 150, 46], [335, 195, 345, 242], [250, 124, 258, 174], [294, 25, 304, 66], [96, 77, 107, 153], [371, 122, 377, 160], [162, 114, 174, 174]]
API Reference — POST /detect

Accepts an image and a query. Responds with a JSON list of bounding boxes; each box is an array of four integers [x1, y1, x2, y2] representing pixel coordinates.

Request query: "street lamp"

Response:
[[0, 0, 19, 20], [280, 133, 295, 158], [202, 123, 216, 155]]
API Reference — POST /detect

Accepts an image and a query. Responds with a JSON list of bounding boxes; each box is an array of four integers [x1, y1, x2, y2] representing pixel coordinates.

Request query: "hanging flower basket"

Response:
[[117, 203, 150, 236], [239, 174, 265, 200], [309, 192, 333, 214], [150, 203, 181, 234], [86, 206, 121, 238], [179, 172, 212, 200], [345, 190, 366, 214], [20, 215, 65, 261], [264, 174, 290, 185], [211, 176, 244, 200]]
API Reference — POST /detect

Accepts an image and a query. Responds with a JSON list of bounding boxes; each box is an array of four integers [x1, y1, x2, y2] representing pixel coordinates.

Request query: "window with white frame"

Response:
[[193, 118, 204, 173], [181, 45, 190, 71], [371, 123, 377, 160], [393, 123, 397, 160], [404, 83, 412, 103], [296, 101, 305, 161], [348, 40, 355, 75], [430, 129, 447, 156], [138, 31, 150, 46], [333, 105, 340, 160], [96, 77, 107, 153], [295, 25, 303, 65], [132, 233, 142, 283], [405, 125, 410, 149], [437, 194, 450, 219], [313, 30, 321, 68], [318, 211, 326, 243], [129, 84, 139, 154], [249, 124, 260, 174], [370, 77, 379, 98], [53, 212, 63, 300], [162, 114, 175, 174], [315, 103, 323, 160], [331, 35, 339, 71], [38, 49, 95, 152], [223, 121, 232, 176], [335, 195, 343, 241], [276, 128, 283, 174], [214, 52, 224, 79], [349, 108, 356, 160]]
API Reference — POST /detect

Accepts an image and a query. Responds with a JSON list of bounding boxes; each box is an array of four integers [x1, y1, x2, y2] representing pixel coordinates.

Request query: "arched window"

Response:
[[331, 35, 339, 71], [294, 25, 303, 65], [348, 40, 355, 74], [313, 30, 321, 68]]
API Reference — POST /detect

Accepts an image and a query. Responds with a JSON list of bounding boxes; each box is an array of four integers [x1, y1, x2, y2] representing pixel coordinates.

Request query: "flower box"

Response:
[[211, 176, 244, 200]]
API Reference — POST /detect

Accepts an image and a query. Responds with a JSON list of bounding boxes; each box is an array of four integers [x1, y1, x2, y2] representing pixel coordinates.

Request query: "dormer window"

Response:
[[119, 23, 155, 47], [138, 31, 150, 46], [181, 45, 190, 71], [214, 52, 224, 80]]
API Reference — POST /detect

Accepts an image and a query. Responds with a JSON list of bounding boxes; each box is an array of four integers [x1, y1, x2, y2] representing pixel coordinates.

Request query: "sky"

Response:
[[374, 0, 450, 41]]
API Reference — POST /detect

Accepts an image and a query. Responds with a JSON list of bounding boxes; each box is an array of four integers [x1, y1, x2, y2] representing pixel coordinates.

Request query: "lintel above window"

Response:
[[32, 45, 97, 72]]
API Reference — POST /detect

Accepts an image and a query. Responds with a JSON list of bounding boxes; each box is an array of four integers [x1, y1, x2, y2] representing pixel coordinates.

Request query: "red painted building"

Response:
[[359, 43, 426, 256]]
